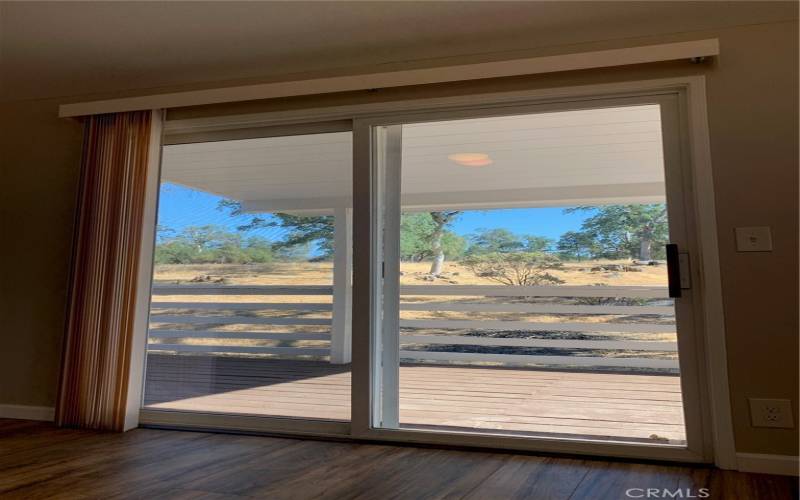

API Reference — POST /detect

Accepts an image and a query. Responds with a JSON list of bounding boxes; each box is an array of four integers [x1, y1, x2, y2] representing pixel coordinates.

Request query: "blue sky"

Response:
[[450, 208, 586, 241], [157, 183, 588, 243]]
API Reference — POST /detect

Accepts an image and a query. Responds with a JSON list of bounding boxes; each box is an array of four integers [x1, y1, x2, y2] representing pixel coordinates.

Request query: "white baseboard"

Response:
[[737, 453, 799, 476], [0, 404, 55, 422]]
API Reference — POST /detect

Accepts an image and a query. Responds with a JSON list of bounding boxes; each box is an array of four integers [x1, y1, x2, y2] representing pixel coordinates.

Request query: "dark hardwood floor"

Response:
[[0, 419, 796, 499]]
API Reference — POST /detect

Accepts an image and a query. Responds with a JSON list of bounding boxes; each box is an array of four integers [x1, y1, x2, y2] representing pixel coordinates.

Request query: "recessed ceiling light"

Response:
[[447, 153, 493, 167], [457, 158, 493, 167]]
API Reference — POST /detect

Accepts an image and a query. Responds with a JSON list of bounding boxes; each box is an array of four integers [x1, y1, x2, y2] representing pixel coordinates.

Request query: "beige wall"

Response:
[[703, 23, 798, 456], [0, 20, 797, 456], [0, 98, 83, 407]]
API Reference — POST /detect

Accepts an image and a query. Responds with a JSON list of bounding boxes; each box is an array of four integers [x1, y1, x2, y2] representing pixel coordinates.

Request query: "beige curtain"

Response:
[[56, 111, 153, 431]]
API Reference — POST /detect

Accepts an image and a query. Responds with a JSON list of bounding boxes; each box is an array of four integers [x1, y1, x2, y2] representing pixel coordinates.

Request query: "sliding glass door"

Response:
[[139, 90, 710, 462], [363, 95, 707, 457]]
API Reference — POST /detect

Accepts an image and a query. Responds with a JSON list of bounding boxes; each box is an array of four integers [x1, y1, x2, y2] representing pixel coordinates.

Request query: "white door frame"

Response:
[[330, 206, 353, 364], [136, 75, 735, 468]]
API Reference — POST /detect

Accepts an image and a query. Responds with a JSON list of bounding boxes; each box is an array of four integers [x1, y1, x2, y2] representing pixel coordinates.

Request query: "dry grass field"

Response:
[[149, 260, 677, 369], [153, 259, 668, 287]]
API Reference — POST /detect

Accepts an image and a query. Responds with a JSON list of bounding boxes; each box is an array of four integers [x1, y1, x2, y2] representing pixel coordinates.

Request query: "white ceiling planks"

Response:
[[161, 105, 666, 213]]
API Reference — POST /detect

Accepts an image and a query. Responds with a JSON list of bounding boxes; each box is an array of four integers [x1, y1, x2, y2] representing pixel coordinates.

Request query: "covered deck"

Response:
[[145, 354, 686, 444]]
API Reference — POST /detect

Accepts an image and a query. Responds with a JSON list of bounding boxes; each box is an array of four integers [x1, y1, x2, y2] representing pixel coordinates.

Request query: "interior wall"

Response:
[[0, 19, 796, 457], [0, 98, 84, 407]]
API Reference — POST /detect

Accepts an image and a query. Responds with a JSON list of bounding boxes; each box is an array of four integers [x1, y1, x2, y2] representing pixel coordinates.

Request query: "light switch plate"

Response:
[[735, 226, 773, 252], [749, 398, 795, 428]]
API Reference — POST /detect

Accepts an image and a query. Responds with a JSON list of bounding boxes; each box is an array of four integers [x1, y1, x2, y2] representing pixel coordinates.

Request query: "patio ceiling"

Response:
[[161, 104, 667, 214]]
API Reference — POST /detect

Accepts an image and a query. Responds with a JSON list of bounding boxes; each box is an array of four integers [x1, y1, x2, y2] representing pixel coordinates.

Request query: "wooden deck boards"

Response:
[[144, 354, 686, 443]]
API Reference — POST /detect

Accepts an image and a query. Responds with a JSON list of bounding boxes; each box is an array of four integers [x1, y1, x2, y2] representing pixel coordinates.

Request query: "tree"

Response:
[[156, 224, 175, 241], [467, 228, 524, 255], [564, 204, 669, 260], [154, 240, 197, 264], [400, 213, 436, 261], [217, 199, 334, 260], [243, 236, 274, 263], [153, 225, 275, 265], [466, 229, 554, 256], [523, 235, 554, 253], [180, 225, 228, 254], [214, 235, 248, 264], [440, 232, 468, 263], [400, 213, 466, 263], [270, 214, 334, 260], [428, 211, 461, 276], [463, 252, 565, 286], [556, 231, 599, 261], [219, 199, 463, 270]]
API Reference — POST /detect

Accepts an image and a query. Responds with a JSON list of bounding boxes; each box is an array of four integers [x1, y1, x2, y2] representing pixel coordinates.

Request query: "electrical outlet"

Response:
[[749, 398, 795, 428]]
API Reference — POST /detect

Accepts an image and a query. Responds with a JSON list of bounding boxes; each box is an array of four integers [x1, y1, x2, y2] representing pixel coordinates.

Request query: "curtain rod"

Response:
[[59, 39, 718, 118]]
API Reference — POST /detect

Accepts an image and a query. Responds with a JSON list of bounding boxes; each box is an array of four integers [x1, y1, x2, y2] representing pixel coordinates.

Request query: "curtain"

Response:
[[56, 111, 154, 431]]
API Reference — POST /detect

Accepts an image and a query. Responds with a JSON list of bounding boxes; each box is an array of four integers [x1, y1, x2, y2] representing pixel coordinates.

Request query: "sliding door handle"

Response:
[[666, 243, 681, 298]]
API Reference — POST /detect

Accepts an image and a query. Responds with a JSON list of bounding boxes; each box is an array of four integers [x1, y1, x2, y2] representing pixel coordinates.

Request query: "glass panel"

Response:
[[377, 105, 686, 444], [143, 131, 352, 421]]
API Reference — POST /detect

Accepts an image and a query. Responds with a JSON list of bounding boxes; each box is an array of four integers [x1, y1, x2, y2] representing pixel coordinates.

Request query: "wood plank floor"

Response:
[[0, 419, 796, 500], [144, 354, 685, 444]]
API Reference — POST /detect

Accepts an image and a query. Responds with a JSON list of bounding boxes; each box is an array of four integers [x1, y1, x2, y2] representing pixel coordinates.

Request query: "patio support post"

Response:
[[330, 206, 353, 364]]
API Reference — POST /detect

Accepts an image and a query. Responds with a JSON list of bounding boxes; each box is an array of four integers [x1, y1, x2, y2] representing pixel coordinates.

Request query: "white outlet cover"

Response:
[[735, 226, 773, 252], [749, 398, 794, 428]]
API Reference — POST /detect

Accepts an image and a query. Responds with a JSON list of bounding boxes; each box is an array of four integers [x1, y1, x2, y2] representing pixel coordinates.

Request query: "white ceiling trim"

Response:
[[59, 39, 718, 118]]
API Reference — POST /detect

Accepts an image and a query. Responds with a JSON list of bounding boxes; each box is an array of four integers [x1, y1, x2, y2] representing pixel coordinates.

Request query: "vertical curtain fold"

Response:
[[56, 111, 153, 431]]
